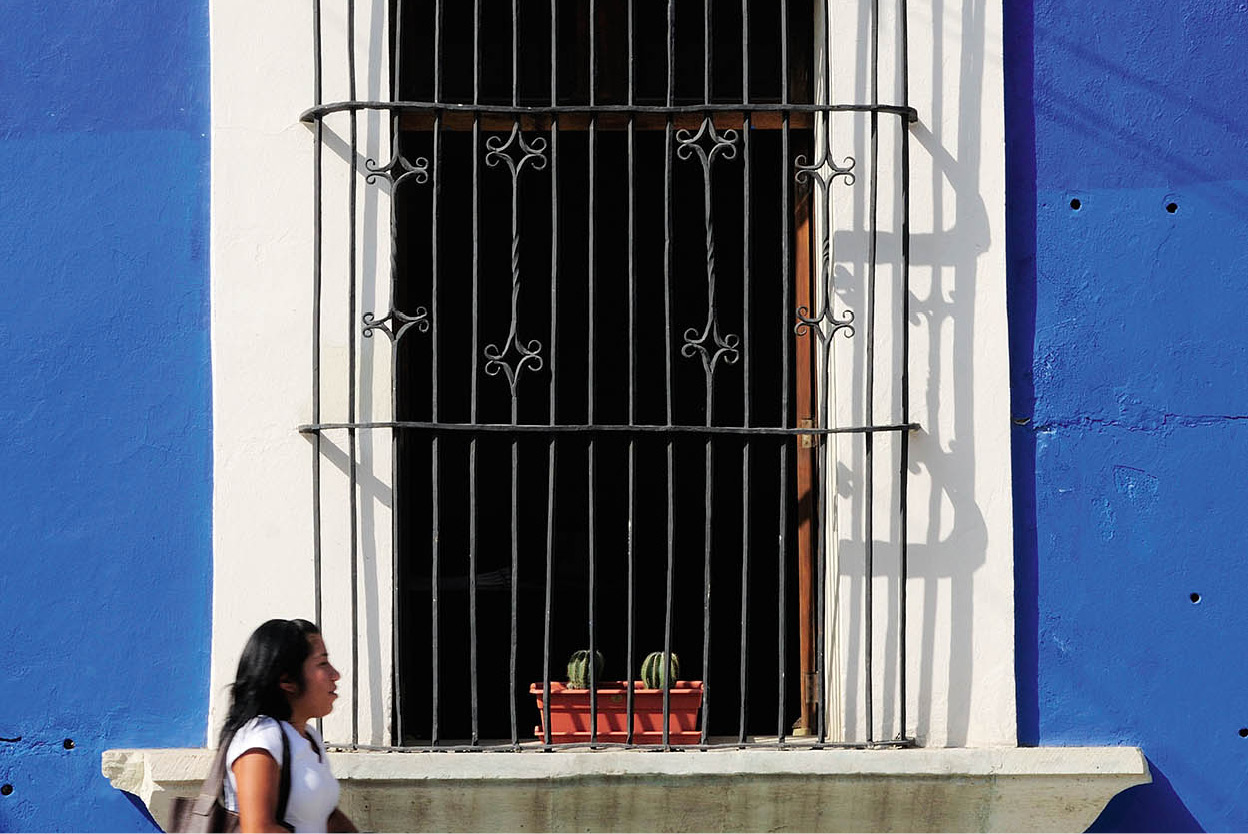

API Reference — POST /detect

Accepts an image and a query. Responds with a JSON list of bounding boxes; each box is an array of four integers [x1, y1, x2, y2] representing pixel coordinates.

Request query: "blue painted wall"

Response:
[[1, 0, 1243, 830], [1007, 1, 1248, 831], [0, 2, 212, 831]]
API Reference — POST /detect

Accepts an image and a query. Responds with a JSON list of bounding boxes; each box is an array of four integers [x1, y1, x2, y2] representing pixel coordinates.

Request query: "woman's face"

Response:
[[289, 633, 340, 721]]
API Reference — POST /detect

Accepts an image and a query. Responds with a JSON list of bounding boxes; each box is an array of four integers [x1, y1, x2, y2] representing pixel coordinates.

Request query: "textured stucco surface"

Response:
[[1007, 1, 1248, 831], [104, 746, 1149, 833], [0, 2, 212, 831]]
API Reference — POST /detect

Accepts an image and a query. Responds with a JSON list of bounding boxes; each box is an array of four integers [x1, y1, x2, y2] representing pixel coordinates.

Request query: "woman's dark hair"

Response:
[[220, 618, 320, 744]]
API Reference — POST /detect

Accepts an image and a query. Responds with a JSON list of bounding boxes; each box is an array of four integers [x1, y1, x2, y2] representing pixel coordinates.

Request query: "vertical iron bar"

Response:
[[864, 0, 880, 746], [776, 0, 789, 745], [388, 0, 405, 749], [541, 0, 560, 750], [898, 0, 911, 743], [815, 390, 826, 745], [625, 0, 638, 745], [507, 0, 522, 751], [737, 0, 751, 747], [661, 0, 676, 749], [429, 0, 444, 752], [311, 0, 323, 643], [468, 0, 481, 747], [814, 0, 830, 747], [542, 0, 560, 751], [310, 0, 324, 745], [587, 0, 600, 747], [698, 0, 714, 751], [510, 416, 520, 748], [813, 170, 829, 747], [703, 0, 712, 102], [347, 0, 361, 749], [701, 435, 714, 749]]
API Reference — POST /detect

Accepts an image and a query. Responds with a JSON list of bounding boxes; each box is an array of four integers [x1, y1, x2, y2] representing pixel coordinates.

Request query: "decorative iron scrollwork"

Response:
[[363, 148, 433, 349], [482, 124, 548, 397], [676, 117, 742, 392], [793, 134, 857, 189], [362, 307, 431, 342], [485, 124, 549, 176], [484, 317, 544, 396], [795, 285, 856, 343], [681, 317, 741, 373], [675, 118, 739, 168], [794, 130, 858, 346], [364, 152, 431, 187]]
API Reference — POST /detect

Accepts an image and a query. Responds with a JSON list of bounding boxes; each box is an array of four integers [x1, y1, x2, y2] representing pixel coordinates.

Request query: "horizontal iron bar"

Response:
[[399, 110, 810, 132], [298, 421, 920, 436], [329, 738, 917, 753], [300, 100, 920, 124]]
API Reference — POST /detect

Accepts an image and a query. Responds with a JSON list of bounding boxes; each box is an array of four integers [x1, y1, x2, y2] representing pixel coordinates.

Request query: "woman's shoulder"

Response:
[[227, 715, 287, 762], [239, 714, 286, 737]]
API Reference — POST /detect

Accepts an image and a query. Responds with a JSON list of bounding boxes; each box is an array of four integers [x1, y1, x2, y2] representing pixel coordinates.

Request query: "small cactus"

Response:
[[640, 651, 680, 690], [567, 649, 604, 689]]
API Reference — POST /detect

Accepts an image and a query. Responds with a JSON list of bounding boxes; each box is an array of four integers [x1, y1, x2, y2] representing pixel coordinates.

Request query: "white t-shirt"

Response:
[[224, 716, 340, 833]]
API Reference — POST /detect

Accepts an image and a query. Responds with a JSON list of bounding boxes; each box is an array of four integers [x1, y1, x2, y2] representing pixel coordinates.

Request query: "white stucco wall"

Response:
[[819, 0, 1014, 746], [210, 0, 395, 745], [209, 0, 1013, 748]]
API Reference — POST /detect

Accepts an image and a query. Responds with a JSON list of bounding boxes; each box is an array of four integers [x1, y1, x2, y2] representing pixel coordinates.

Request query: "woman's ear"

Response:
[[279, 674, 299, 696]]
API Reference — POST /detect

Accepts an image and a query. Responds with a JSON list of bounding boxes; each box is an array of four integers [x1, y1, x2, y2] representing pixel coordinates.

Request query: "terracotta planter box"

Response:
[[529, 681, 705, 745]]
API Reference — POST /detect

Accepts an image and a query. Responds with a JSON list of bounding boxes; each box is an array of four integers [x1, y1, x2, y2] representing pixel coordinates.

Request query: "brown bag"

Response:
[[168, 725, 292, 833]]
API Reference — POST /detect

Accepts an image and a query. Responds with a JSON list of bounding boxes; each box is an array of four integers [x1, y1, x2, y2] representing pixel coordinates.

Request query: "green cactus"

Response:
[[640, 651, 680, 690], [566, 649, 605, 689]]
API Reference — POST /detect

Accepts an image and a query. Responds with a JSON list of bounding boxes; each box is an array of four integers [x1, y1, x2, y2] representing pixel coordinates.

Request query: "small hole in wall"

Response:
[[1240, 728, 1248, 738], [0, 785, 12, 796], [1069, 198, 1082, 210], [1190, 592, 1201, 604], [63, 739, 74, 750], [1166, 202, 1178, 213]]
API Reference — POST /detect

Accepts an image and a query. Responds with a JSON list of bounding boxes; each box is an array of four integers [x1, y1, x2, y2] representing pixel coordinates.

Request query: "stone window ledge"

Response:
[[104, 745, 1148, 832]]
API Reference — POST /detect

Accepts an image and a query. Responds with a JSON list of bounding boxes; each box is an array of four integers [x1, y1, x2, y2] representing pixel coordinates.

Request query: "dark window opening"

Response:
[[398, 1, 810, 108], [381, 0, 898, 748]]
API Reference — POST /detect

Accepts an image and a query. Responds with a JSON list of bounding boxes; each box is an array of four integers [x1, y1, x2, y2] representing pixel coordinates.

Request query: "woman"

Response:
[[221, 619, 357, 833]]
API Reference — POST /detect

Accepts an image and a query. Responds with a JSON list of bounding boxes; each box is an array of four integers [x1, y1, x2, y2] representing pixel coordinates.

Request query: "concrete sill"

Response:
[[104, 745, 1148, 833]]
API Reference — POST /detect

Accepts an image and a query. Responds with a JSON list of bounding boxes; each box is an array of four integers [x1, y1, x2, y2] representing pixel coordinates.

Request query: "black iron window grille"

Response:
[[301, 0, 919, 751]]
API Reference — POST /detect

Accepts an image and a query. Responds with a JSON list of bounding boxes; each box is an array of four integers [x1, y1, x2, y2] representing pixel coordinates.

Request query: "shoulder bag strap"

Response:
[[275, 722, 293, 829], [190, 735, 234, 816]]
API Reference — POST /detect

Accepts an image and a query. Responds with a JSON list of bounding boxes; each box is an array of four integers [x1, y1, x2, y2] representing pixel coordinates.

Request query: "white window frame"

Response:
[[207, 0, 1016, 750]]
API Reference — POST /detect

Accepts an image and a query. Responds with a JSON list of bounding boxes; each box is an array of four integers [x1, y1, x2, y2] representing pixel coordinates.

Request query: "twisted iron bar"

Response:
[[362, 307, 430, 342], [364, 152, 430, 187], [676, 117, 742, 387], [362, 150, 432, 349], [794, 131, 857, 347], [483, 124, 548, 397]]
